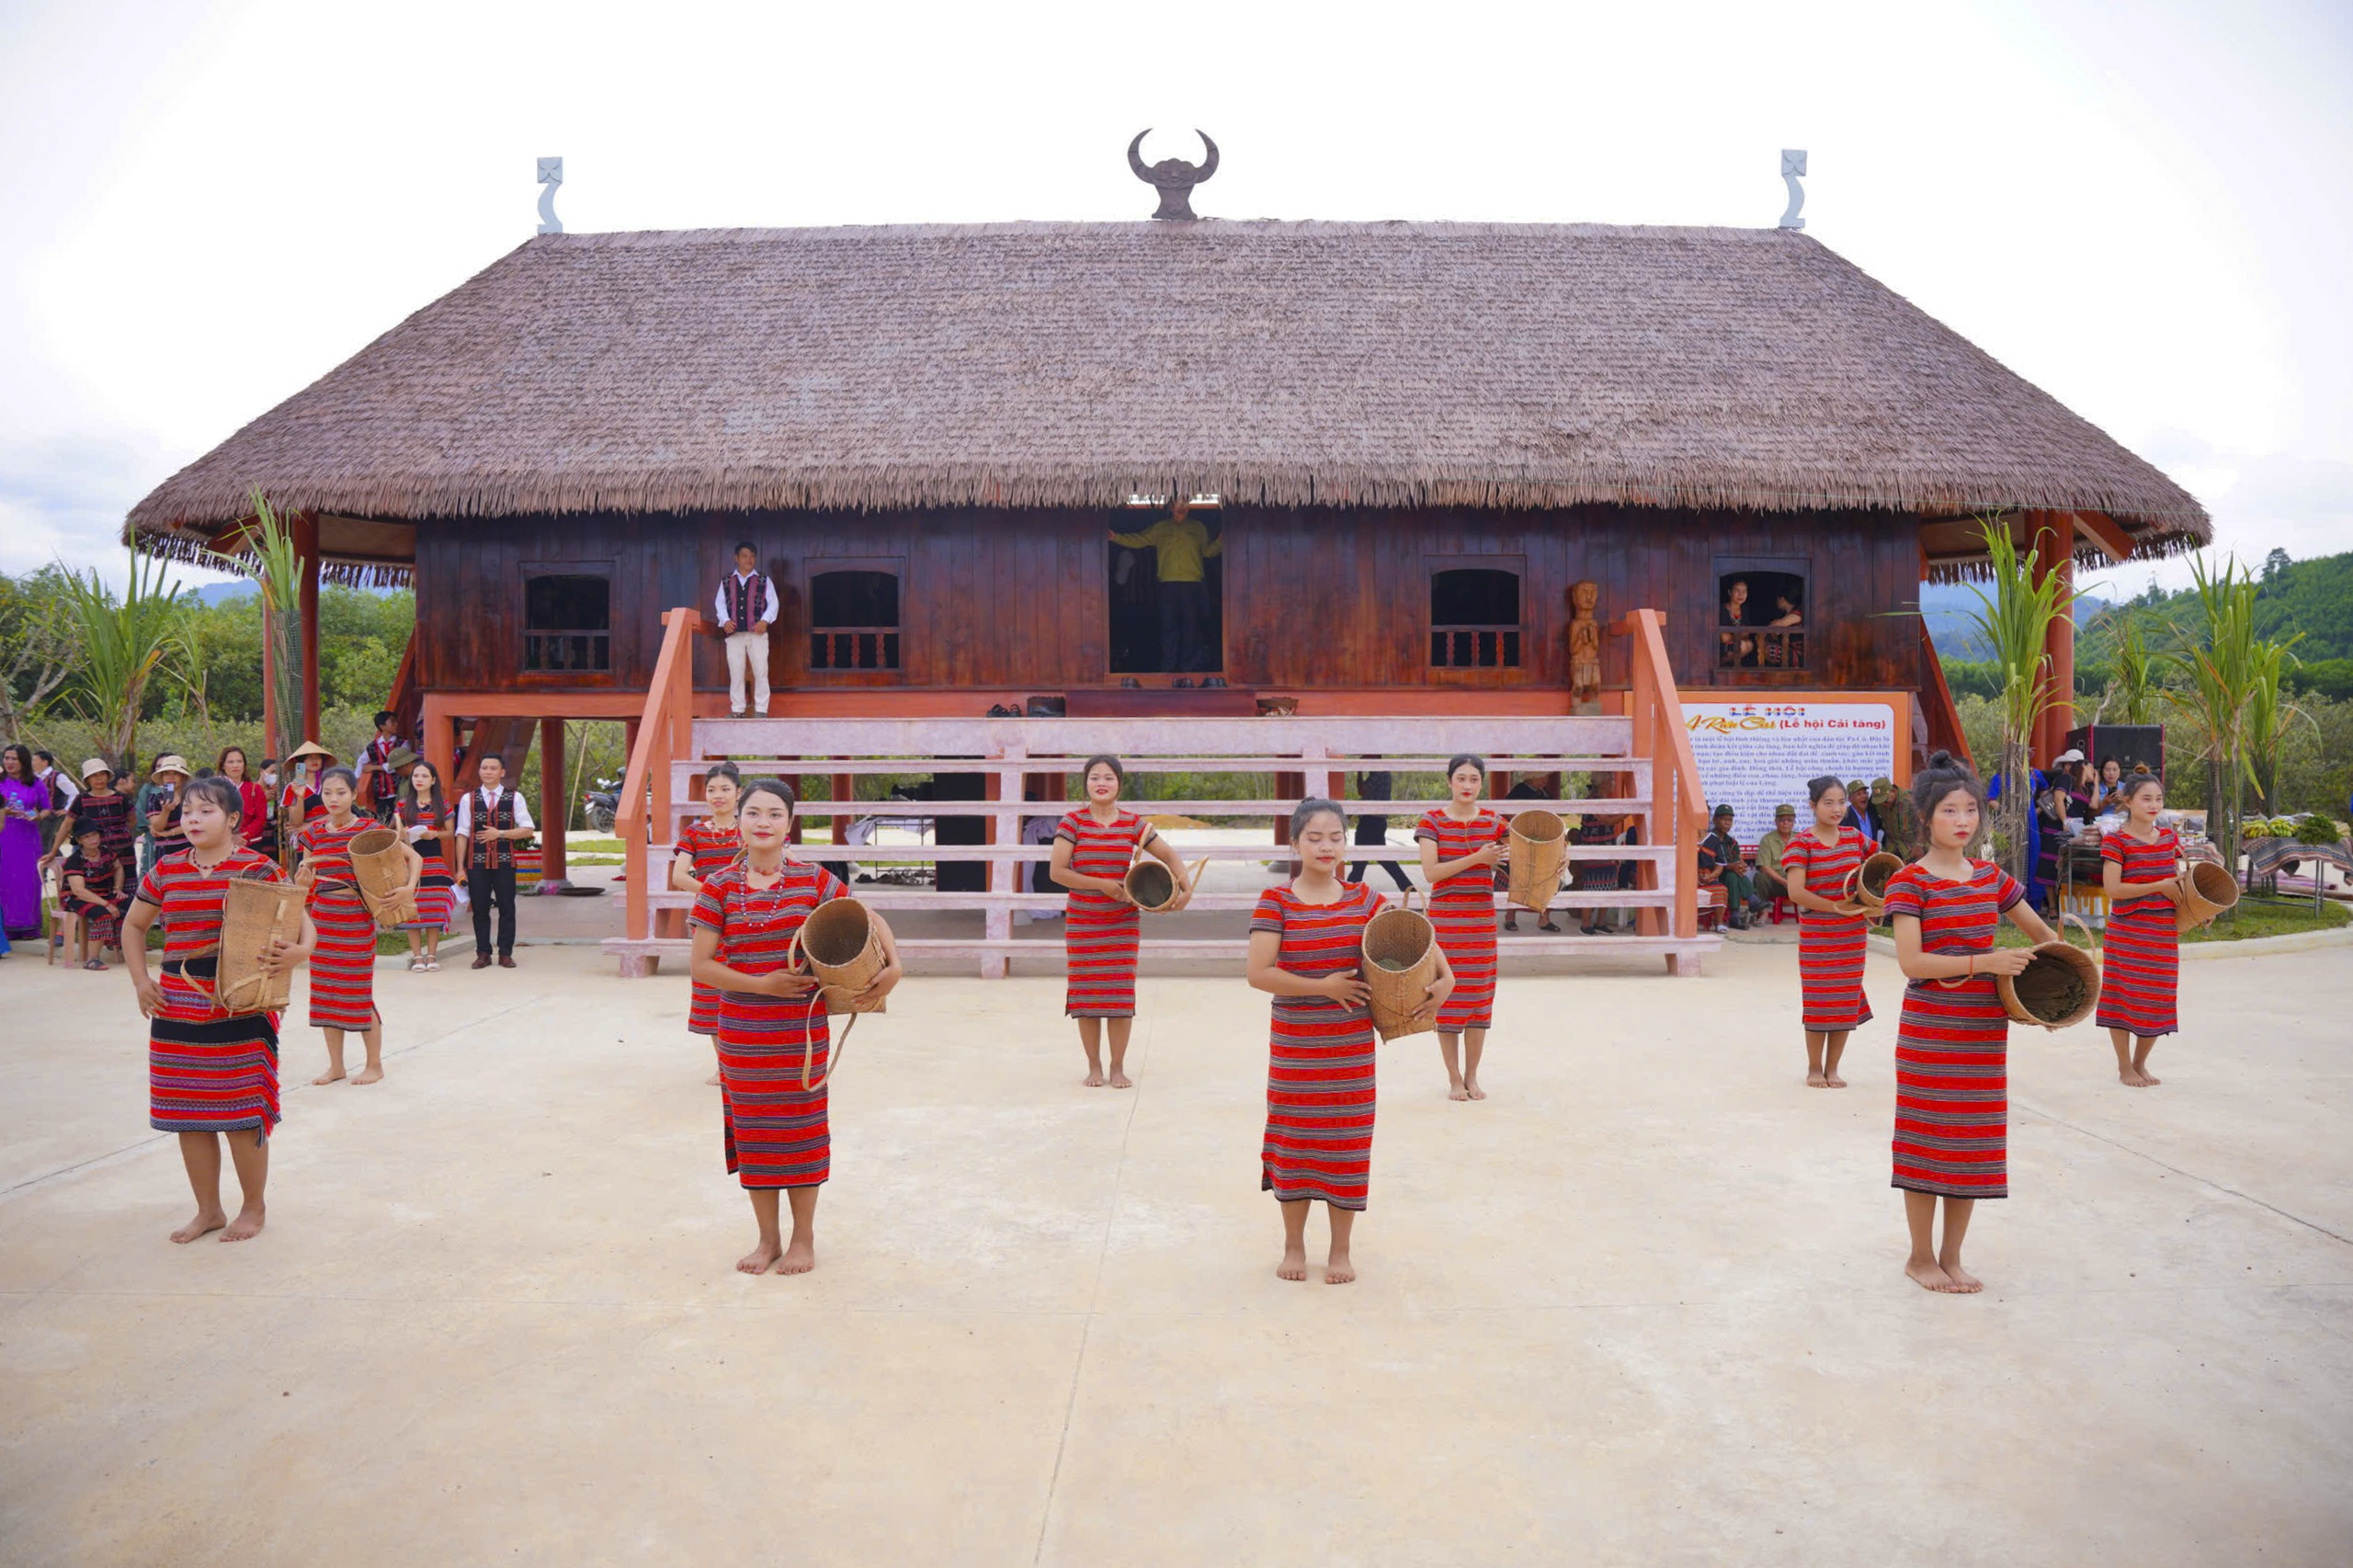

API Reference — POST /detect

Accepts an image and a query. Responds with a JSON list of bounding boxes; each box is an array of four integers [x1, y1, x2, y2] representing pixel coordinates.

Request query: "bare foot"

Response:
[[1463, 1078, 1486, 1101], [1448, 1082, 1471, 1102], [1904, 1257, 1954, 1292], [1806, 1070, 1828, 1088], [312, 1069, 346, 1085], [1324, 1254, 1357, 1285], [1108, 1071, 1133, 1089], [1824, 1071, 1847, 1088], [221, 1207, 265, 1243], [2138, 1070, 2162, 1086], [777, 1236, 816, 1275], [351, 1065, 383, 1086], [2119, 1065, 2145, 1086], [1084, 1069, 1106, 1088], [706, 1070, 722, 1086], [735, 1239, 782, 1275], [1277, 1248, 1309, 1282], [171, 1210, 227, 1244], [1940, 1263, 1983, 1293]]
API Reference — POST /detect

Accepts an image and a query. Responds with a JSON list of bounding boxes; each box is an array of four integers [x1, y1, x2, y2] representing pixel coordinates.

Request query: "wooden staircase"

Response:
[[603, 608, 1719, 979]]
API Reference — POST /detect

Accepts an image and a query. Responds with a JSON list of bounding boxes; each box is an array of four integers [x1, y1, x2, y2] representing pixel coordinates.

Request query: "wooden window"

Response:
[[521, 573, 611, 674], [810, 568, 902, 671], [1715, 558, 1808, 672], [1429, 565, 1522, 668]]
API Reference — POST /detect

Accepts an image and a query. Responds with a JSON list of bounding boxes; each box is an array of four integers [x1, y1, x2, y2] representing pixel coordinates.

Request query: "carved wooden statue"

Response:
[[1569, 579, 1603, 715]]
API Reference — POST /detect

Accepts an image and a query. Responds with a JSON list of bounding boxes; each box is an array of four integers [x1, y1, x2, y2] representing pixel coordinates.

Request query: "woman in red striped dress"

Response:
[[1249, 799, 1450, 1285], [1883, 752, 2060, 1294], [1050, 756, 1192, 1088], [1781, 776, 1874, 1088], [1416, 755, 1506, 1101], [2097, 773, 2184, 1087], [397, 761, 457, 972], [670, 762, 744, 1085], [296, 767, 415, 1088], [690, 778, 902, 1276], [119, 778, 315, 1243]]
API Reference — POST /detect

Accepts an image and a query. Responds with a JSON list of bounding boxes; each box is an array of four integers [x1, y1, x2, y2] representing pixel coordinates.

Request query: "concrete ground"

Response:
[[2, 936, 2348, 1566]]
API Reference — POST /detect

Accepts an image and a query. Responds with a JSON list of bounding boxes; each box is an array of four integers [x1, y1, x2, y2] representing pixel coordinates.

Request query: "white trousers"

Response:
[[725, 631, 771, 714]]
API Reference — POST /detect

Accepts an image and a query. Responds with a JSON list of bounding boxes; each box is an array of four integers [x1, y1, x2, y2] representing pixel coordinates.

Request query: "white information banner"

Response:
[[1679, 697, 1903, 845]]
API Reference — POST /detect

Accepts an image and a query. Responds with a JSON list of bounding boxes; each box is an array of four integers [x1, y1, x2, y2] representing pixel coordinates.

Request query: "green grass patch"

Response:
[[568, 836, 625, 854]]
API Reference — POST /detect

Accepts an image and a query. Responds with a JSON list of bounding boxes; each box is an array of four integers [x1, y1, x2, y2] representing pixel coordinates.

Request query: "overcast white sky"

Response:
[[3, 0, 2347, 599]]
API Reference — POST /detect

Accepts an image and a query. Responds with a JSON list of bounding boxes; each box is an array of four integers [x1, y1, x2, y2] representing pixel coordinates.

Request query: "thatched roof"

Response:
[[129, 221, 2207, 569]]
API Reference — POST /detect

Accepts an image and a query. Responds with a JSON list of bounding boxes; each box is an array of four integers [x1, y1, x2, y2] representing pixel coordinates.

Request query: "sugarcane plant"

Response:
[[52, 544, 193, 781], [2161, 555, 2270, 904], [246, 489, 307, 763], [1954, 514, 2073, 881], [2243, 637, 2310, 823], [2097, 608, 2163, 724]]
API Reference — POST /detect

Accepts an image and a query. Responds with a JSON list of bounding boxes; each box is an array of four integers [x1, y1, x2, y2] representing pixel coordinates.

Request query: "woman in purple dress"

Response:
[[1, 744, 54, 940]]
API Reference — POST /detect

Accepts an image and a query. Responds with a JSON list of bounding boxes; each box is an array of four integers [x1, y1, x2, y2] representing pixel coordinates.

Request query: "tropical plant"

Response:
[[247, 490, 307, 759], [2245, 637, 2312, 818], [52, 545, 194, 778], [1954, 515, 2073, 878], [2097, 609, 2164, 724], [2161, 556, 2269, 896]]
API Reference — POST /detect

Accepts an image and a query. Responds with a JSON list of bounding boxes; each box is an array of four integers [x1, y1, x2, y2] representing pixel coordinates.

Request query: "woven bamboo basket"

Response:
[[790, 897, 889, 1089], [1836, 851, 1906, 915], [1995, 914, 2102, 1029], [216, 874, 305, 1017], [2173, 858, 2239, 934], [1506, 809, 1567, 912], [347, 827, 420, 929], [1123, 856, 1209, 912], [1361, 892, 1439, 1041]]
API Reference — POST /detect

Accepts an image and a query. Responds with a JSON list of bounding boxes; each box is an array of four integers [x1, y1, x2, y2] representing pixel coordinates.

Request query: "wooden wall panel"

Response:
[[411, 506, 1927, 699]]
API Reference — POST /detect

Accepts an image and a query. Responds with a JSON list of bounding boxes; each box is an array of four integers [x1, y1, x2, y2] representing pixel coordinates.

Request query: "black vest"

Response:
[[467, 788, 521, 870], [720, 571, 769, 630]]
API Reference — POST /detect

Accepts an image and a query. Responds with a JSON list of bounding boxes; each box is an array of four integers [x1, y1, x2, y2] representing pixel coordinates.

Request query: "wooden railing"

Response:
[[808, 628, 901, 671], [383, 629, 421, 743], [1429, 625, 1523, 668], [1622, 608, 1707, 952], [617, 608, 700, 945]]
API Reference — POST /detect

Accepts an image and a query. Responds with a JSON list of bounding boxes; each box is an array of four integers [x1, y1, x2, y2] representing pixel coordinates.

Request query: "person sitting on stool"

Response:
[[1699, 803, 1766, 929], [714, 542, 779, 718], [456, 753, 533, 969], [1108, 499, 1222, 672]]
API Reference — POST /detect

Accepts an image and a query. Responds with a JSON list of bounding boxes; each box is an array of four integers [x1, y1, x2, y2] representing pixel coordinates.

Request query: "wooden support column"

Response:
[[2028, 511, 2076, 767], [539, 718, 568, 889], [293, 511, 321, 744], [261, 598, 280, 760]]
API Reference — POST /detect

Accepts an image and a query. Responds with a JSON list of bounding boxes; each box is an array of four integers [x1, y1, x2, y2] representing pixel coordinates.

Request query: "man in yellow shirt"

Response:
[[1109, 499, 1222, 671]]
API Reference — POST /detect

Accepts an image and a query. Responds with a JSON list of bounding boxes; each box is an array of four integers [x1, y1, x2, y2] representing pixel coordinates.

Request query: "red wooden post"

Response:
[[539, 718, 568, 888], [293, 510, 322, 744], [2030, 513, 2076, 767], [261, 598, 279, 762]]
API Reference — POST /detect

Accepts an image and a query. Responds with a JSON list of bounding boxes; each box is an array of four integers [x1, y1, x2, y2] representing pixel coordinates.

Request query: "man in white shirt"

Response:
[[455, 753, 535, 968], [714, 542, 779, 718]]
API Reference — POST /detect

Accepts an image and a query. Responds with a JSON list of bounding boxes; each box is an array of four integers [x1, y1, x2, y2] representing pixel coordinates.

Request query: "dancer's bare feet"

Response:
[[735, 1239, 782, 1275], [2138, 1068, 2162, 1086], [170, 1209, 227, 1244], [1108, 1070, 1132, 1089], [2119, 1065, 2149, 1086], [777, 1236, 816, 1275], [1463, 1077, 1486, 1101], [1806, 1069, 1828, 1088], [1940, 1262, 1983, 1293], [351, 1065, 383, 1086], [1324, 1253, 1357, 1285], [1447, 1080, 1471, 1102], [1904, 1257, 1955, 1292], [1277, 1247, 1309, 1282], [1824, 1070, 1847, 1088], [706, 1069, 722, 1086], [220, 1207, 266, 1243], [1083, 1068, 1106, 1088], [312, 1069, 345, 1085]]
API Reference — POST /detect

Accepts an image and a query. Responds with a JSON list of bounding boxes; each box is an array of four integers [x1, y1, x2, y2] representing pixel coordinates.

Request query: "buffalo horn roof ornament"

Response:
[[1128, 129, 1218, 221]]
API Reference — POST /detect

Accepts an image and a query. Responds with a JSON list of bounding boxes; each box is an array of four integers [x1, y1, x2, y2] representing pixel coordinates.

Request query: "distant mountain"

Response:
[[189, 580, 256, 606], [1919, 581, 2110, 661]]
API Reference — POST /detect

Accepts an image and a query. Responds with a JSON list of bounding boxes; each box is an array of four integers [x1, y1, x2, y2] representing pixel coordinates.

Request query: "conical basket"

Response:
[[347, 827, 420, 929], [1123, 857, 1208, 912], [216, 873, 305, 1017], [1361, 895, 1439, 1041], [1506, 809, 1567, 913], [788, 896, 890, 1091], [2174, 858, 2239, 934], [1995, 914, 2102, 1029], [1838, 851, 1906, 914]]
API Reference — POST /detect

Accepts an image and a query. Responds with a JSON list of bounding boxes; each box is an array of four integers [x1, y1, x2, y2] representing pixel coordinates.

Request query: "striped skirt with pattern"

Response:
[[1798, 908, 1874, 1031], [151, 958, 281, 1137], [1261, 999, 1378, 1210], [716, 989, 832, 1187], [1064, 897, 1141, 1017], [1891, 976, 2010, 1199], [1428, 885, 1497, 1031], [2096, 894, 2178, 1037], [306, 883, 380, 1031], [413, 850, 455, 934]]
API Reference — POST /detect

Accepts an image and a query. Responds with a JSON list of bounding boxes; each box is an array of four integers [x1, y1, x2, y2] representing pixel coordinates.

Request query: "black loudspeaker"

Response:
[[931, 770, 987, 892]]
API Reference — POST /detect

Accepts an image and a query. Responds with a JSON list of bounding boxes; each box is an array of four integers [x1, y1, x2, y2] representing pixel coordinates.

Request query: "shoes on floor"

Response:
[[497, 953, 517, 968], [472, 953, 492, 970]]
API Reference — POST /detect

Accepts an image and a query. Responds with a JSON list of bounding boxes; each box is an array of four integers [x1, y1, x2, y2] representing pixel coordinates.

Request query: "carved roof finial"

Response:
[[1128, 130, 1218, 221]]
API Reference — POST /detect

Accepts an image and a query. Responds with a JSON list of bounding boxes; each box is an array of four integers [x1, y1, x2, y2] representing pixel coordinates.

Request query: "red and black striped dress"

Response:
[[298, 817, 379, 1032], [1253, 881, 1386, 1210], [1882, 860, 2025, 1199], [1058, 807, 1154, 1018], [2097, 826, 2181, 1038], [63, 853, 129, 947], [675, 815, 744, 1036], [1415, 808, 1505, 1031], [692, 860, 847, 1189], [136, 847, 288, 1137], [397, 797, 456, 932], [1782, 825, 1876, 1032]]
